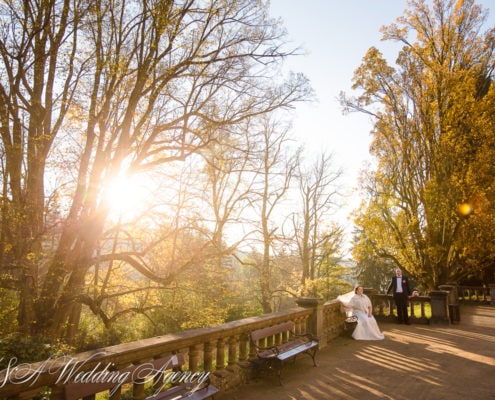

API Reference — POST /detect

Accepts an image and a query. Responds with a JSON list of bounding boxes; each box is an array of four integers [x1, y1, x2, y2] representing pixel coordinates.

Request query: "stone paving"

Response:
[[216, 304, 495, 400]]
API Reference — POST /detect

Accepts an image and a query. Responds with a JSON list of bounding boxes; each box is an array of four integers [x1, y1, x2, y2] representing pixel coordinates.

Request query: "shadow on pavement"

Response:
[[217, 304, 495, 400]]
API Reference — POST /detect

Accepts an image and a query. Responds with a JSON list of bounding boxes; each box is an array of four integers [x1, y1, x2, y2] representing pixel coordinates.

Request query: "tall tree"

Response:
[[197, 120, 261, 266], [252, 117, 299, 313], [291, 153, 344, 286], [341, 0, 495, 289], [0, 0, 311, 339]]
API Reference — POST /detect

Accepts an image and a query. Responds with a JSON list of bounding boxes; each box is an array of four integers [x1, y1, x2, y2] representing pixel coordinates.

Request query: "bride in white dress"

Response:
[[337, 285, 385, 340]]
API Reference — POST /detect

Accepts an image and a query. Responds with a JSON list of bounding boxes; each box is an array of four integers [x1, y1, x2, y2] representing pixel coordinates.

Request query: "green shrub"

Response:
[[0, 289, 18, 336], [0, 333, 74, 368]]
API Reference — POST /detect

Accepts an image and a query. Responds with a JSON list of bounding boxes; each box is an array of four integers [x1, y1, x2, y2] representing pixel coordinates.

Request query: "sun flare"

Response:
[[104, 174, 149, 219]]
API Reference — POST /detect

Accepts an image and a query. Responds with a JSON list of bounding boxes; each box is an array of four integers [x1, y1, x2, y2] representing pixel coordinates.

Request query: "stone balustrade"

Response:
[[0, 303, 343, 399], [370, 293, 431, 324], [1, 284, 490, 399], [458, 285, 493, 303]]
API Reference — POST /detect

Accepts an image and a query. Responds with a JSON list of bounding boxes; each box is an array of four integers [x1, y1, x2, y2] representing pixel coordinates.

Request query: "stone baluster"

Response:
[[109, 387, 122, 400], [204, 340, 215, 371], [378, 299, 384, 317], [188, 344, 201, 372], [228, 335, 238, 367], [238, 333, 249, 362], [490, 284, 495, 305], [294, 316, 306, 335], [324, 305, 332, 332], [266, 332, 274, 347], [132, 377, 145, 400], [216, 338, 226, 370], [409, 299, 416, 318], [248, 335, 257, 359]]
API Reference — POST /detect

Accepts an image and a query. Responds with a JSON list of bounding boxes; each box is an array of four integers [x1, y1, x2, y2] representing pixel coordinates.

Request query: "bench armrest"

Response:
[[254, 344, 280, 355]]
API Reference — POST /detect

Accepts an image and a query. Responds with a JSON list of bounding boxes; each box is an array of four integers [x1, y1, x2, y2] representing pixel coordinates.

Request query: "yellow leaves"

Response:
[[180, 305, 229, 330]]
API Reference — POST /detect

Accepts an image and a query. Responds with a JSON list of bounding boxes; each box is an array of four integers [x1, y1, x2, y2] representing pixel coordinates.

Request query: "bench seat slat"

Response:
[[275, 338, 305, 352], [276, 341, 318, 361]]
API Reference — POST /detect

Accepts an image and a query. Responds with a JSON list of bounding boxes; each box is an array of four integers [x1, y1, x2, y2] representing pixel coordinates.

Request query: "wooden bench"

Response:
[[249, 321, 319, 384], [64, 353, 218, 400]]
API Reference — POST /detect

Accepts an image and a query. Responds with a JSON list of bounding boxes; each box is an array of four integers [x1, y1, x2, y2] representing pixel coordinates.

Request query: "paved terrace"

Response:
[[216, 304, 495, 400]]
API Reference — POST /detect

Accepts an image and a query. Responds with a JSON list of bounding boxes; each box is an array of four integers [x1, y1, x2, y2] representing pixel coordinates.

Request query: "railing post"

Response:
[[429, 290, 450, 324], [295, 297, 326, 349]]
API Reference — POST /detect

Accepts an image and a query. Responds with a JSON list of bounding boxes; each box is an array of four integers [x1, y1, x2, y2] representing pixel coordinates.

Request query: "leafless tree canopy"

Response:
[[0, 0, 312, 338]]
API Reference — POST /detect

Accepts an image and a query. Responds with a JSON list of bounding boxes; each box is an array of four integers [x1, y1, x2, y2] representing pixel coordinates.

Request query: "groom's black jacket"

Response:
[[387, 275, 411, 296]]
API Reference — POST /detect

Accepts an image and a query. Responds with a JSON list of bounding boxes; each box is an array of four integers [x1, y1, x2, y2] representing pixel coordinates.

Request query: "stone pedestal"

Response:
[[438, 284, 457, 305], [295, 297, 327, 349], [439, 285, 460, 323], [429, 290, 450, 325]]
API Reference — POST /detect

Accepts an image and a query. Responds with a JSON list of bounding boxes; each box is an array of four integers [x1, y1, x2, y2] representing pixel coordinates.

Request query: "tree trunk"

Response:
[[260, 241, 272, 313]]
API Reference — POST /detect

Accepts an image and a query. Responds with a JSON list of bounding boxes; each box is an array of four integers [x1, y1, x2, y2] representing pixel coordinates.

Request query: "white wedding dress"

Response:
[[337, 291, 385, 340]]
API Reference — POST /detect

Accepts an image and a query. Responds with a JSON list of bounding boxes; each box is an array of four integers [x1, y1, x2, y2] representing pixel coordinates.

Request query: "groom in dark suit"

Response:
[[387, 268, 412, 324]]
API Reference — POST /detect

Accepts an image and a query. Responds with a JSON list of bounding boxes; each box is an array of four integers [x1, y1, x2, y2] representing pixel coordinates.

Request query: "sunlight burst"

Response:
[[104, 174, 150, 220]]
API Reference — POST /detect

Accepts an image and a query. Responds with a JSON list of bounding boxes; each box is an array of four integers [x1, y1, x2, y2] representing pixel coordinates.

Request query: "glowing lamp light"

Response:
[[458, 203, 473, 216]]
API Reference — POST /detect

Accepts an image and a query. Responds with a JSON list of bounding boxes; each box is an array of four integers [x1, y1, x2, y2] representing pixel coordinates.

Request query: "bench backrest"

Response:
[[250, 321, 295, 342], [64, 353, 185, 400]]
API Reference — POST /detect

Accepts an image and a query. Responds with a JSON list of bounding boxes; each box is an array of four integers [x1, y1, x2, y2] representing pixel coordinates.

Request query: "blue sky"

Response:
[[268, 0, 495, 250]]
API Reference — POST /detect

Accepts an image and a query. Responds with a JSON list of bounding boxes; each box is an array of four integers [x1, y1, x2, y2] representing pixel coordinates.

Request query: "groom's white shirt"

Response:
[[396, 276, 403, 293]]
